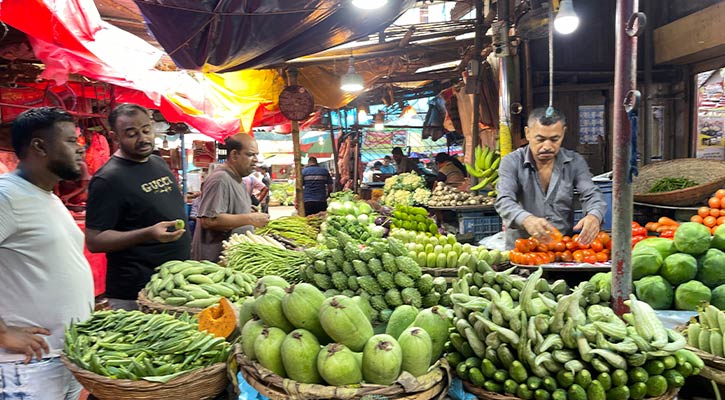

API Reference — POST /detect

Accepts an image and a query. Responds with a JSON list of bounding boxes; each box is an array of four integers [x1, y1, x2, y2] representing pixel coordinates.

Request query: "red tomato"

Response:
[[536, 244, 550, 252], [572, 250, 585, 263], [659, 230, 675, 239], [632, 221, 641, 229], [595, 252, 609, 263], [565, 241, 579, 251], [562, 236, 572, 243], [552, 241, 566, 252], [595, 231, 611, 245], [631, 235, 647, 246], [632, 226, 648, 237], [605, 240, 613, 250], [590, 240, 604, 252], [555, 251, 563, 262], [528, 237, 540, 250], [515, 238, 531, 253], [560, 250, 573, 262], [582, 255, 597, 264]]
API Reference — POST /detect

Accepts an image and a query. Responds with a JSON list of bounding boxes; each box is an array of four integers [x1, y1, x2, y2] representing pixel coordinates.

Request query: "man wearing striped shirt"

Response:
[[302, 157, 332, 215]]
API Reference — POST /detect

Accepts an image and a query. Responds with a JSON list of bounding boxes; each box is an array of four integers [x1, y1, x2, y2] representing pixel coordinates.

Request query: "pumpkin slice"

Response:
[[198, 297, 238, 338]]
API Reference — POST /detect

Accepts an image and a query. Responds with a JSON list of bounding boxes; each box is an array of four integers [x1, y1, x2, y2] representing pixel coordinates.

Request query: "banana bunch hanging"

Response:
[[466, 145, 501, 194]]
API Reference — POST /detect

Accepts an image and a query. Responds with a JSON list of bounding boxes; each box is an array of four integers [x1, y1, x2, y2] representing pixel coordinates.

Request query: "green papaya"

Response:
[[385, 305, 418, 339], [319, 296, 374, 352], [352, 296, 373, 322], [281, 329, 323, 384], [237, 296, 256, 331], [317, 343, 363, 386], [398, 327, 432, 377], [412, 306, 452, 360], [254, 285, 295, 332], [241, 319, 265, 360], [281, 283, 329, 340], [362, 334, 403, 385], [253, 277, 290, 297], [254, 327, 287, 377]]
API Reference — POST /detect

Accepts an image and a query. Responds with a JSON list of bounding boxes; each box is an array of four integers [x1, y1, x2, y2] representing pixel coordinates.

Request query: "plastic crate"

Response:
[[458, 211, 502, 241]]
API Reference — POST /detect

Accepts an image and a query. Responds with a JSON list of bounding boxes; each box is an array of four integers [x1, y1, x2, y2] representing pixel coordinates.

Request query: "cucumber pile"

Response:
[[143, 260, 257, 308], [447, 267, 703, 399], [685, 303, 725, 357], [239, 276, 452, 387]]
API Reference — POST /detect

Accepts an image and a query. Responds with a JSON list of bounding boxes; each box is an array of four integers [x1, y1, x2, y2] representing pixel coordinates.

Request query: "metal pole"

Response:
[[180, 131, 188, 196], [497, 0, 513, 157], [611, 0, 640, 315], [471, 0, 483, 179], [642, 0, 653, 163], [328, 110, 339, 192], [523, 39, 534, 116], [287, 68, 306, 217]]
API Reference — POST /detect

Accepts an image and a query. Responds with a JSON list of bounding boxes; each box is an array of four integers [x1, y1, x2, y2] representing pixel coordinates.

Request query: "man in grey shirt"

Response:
[[191, 133, 270, 261], [495, 107, 607, 250]]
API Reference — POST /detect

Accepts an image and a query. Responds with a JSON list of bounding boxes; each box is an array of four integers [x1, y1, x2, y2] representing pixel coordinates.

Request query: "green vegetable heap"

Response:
[[685, 303, 725, 358], [64, 310, 230, 381], [647, 177, 698, 193], [144, 260, 257, 309], [448, 267, 703, 400], [301, 233, 449, 323]]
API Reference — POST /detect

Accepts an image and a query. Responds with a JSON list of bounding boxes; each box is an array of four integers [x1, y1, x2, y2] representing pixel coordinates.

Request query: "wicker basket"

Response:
[[632, 158, 725, 206], [236, 351, 449, 399], [136, 288, 204, 315], [462, 380, 679, 400], [61, 355, 227, 400]]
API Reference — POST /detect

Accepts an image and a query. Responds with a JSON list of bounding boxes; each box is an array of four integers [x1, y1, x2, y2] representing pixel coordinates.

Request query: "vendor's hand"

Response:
[[149, 221, 186, 243], [522, 216, 556, 240], [0, 326, 50, 364], [248, 213, 270, 228], [574, 214, 601, 246]]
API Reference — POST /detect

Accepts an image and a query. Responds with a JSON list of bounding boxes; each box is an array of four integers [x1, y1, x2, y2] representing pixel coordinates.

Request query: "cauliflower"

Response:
[[383, 175, 399, 193], [393, 190, 413, 206], [412, 188, 431, 205], [400, 172, 425, 190]]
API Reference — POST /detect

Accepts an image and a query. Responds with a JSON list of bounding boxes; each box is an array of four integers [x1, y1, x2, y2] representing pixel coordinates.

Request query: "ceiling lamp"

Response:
[[340, 56, 364, 92], [352, 0, 387, 10], [554, 0, 580, 34], [357, 104, 370, 122]]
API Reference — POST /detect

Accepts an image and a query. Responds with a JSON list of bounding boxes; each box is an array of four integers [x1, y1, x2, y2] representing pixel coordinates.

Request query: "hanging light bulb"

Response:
[[374, 111, 385, 131], [357, 104, 370, 122], [340, 56, 364, 92], [352, 0, 387, 10], [554, 0, 580, 34]]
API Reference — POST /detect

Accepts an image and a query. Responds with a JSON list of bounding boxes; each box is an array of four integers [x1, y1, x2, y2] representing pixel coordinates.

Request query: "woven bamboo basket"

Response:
[[61, 355, 227, 400], [686, 345, 725, 385], [235, 351, 449, 400], [462, 380, 679, 400], [632, 158, 725, 206], [136, 288, 204, 315]]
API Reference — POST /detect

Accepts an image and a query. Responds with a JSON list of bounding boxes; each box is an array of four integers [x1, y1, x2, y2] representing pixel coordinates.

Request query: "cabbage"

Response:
[[342, 201, 356, 215], [633, 237, 677, 259], [696, 248, 725, 288], [660, 253, 698, 285], [674, 280, 711, 311], [674, 222, 711, 255], [631, 246, 663, 280], [345, 214, 357, 222], [327, 201, 344, 215], [711, 224, 725, 251], [634, 276, 673, 310], [711, 285, 725, 310], [357, 214, 370, 225], [356, 202, 373, 216], [369, 225, 385, 238]]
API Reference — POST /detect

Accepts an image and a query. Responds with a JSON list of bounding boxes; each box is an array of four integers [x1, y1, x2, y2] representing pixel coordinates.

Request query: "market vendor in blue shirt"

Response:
[[494, 107, 608, 250]]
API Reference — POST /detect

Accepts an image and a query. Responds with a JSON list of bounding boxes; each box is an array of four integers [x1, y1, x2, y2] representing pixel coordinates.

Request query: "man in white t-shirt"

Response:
[[0, 107, 95, 399]]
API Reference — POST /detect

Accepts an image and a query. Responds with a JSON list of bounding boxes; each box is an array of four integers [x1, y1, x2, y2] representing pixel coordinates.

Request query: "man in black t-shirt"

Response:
[[85, 104, 190, 310]]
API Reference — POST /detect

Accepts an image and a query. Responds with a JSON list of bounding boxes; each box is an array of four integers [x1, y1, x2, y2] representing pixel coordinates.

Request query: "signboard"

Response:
[[696, 109, 725, 160], [578, 105, 606, 145]]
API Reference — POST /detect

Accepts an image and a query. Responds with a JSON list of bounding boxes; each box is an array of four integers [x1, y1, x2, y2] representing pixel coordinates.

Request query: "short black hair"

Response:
[[435, 152, 451, 164], [392, 147, 403, 155], [109, 103, 149, 130], [224, 135, 244, 153], [384, 155, 392, 160], [373, 161, 383, 168], [527, 107, 567, 127], [11, 107, 75, 159]]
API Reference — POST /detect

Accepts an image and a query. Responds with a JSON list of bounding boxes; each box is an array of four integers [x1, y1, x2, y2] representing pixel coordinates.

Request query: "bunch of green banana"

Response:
[[466, 145, 501, 192], [145, 260, 257, 309], [64, 310, 230, 380]]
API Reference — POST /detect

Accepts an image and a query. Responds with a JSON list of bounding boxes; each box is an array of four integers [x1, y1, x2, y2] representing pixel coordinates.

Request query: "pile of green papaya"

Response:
[[447, 267, 703, 400], [238, 276, 452, 388], [144, 260, 257, 309]]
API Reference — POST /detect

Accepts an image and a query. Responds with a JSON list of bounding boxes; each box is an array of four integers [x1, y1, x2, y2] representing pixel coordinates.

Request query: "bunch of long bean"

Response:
[[648, 177, 698, 193], [256, 216, 319, 247], [220, 241, 307, 281]]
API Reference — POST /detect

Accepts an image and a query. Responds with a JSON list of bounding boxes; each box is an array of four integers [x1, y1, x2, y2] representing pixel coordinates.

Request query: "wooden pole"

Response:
[[328, 109, 339, 192], [287, 68, 306, 217]]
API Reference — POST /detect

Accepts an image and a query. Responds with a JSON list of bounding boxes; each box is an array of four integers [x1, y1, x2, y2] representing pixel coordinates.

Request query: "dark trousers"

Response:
[[304, 201, 327, 216]]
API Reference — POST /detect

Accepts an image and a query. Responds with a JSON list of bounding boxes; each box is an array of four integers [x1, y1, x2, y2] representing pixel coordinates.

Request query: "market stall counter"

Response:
[[428, 204, 502, 242]]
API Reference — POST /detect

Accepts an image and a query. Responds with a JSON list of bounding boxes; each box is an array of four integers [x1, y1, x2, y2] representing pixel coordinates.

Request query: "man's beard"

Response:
[[49, 159, 81, 181]]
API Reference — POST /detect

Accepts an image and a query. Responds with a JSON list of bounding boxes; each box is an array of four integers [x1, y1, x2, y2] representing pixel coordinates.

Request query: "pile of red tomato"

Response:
[[509, 231, 612, 265], [631, 221, 650, 245]]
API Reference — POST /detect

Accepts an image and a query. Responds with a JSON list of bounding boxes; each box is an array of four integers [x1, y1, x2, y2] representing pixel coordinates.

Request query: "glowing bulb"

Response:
[[554, 0, 580, 34], [352, 0, 387, 10]]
